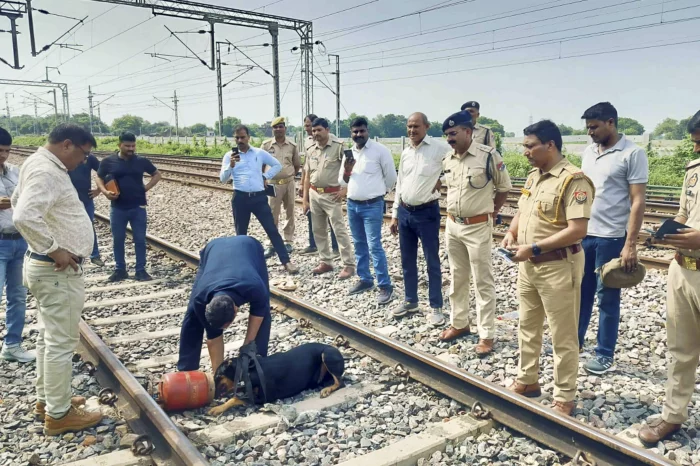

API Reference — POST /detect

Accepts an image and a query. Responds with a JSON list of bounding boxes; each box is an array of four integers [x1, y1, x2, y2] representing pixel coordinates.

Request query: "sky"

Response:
[[1, 0, 699, 134]]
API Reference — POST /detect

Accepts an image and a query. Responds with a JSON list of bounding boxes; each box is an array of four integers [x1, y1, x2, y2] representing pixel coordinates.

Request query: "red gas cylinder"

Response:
[[158, 371, 215, 411]]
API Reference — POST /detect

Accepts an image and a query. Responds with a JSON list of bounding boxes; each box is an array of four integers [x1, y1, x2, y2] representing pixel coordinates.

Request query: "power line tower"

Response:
[[173, 90, 179, 139], [0, 1, 26, 69], [44, 67, 61, 122], [328, 54, 340, 136]]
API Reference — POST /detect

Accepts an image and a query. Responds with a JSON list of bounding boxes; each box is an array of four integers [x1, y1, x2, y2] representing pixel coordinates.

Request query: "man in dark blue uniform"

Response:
[[68, 153, 104, 266], [177, 236, 272, 372]]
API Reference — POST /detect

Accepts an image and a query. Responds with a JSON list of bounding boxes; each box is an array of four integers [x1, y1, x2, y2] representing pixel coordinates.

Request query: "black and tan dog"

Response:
[[208, 342, 345, 416]]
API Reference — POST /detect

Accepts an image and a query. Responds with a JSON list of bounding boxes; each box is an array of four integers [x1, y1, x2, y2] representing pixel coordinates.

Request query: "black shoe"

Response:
[[264, 247, 275, 259], [108, 269, 128, 282], [377, 287, 394, 305], [348, 281, 374, 295], [285, 243, 294, 254], [300, 246, 318, 255], [134, 270, 153, 282], [90, 257, 105, 267]]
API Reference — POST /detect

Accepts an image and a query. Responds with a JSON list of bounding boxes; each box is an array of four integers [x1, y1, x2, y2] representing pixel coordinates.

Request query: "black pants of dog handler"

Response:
[[231, 190, 290, 264]]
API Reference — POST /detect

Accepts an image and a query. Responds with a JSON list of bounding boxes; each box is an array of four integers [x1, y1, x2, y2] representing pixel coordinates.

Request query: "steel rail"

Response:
[[78, 319, 208, 465], [91, 213, 672, 466]]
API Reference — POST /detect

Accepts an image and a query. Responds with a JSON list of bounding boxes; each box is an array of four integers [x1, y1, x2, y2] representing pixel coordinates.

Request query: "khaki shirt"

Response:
[[517, 158, 594, 247], [303, 137, 345, 188], [678, 158, 700, 258], [472, 123, 496, 148], [443, 143, 512, 218], [261, 137, 300, 180]]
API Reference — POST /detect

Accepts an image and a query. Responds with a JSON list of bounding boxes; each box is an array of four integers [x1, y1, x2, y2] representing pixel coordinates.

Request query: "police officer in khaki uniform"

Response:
[[439, 111, 512, 356], [261, 117, 301, 258], [501, 120, 594, 416], [638, 110, 700, 446], [461, 101, 496, 148], [302, 118, 355, 279]]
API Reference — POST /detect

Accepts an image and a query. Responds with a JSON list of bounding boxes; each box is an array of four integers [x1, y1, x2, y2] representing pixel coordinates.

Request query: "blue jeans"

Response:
[[347, 198, 391, 289], [110, 206, 148, 272], [308, 211, 338, 250], [0, 238, 28, 346], [578, 235, 626, 358], [82, 199, 100, 259], [398, 203, 443, 308]]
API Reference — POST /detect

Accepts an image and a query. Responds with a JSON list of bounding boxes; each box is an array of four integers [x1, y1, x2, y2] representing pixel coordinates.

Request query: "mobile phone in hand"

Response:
[[343, 149, 354, 164], [232, 148, 241, 161], [496, 247, 515, 262]]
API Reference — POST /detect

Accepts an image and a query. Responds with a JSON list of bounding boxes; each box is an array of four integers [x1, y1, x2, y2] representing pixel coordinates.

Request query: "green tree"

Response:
[[427, 121, 443, 137], [618, 117, 644, 135], [111, 115, 146, 135], [149, 121, 173, 136], [188, 123, 210, 135], [371, 114, 408, 137], [558, 124, 575, 136], [477, 116, 504, 136], [653, 118, 685, 140], [218, 116, 242, 137]]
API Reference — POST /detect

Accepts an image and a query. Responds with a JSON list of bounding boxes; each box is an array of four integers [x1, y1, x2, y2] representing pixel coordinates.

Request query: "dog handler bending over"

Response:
[[177, 236, 272, 372]]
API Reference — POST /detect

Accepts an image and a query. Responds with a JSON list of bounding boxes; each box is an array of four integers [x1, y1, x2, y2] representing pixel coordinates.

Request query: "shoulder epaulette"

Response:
[[527, 168, 538, 175], [288, 139, 297, 147], [686, 159, 700, 171]]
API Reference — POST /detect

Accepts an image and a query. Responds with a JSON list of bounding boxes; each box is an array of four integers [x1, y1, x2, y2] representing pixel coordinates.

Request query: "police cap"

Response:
[[442, 110, 474, 133], [598, 258, 646, 289], [461, 101, 480, 111], [271, 116, 286, 126]]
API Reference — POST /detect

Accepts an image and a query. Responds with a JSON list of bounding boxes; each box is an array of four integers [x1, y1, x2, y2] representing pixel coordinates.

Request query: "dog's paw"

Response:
[[207, 405, 227, 416], [320, 388, 332, 398]]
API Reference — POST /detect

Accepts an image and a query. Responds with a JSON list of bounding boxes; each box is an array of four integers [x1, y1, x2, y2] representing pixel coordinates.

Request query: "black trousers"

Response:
[[176, 306, 271, 371], [231, 191, 290, 264]]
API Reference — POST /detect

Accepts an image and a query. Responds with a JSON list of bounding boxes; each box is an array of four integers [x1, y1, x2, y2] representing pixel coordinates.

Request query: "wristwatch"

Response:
[[531, 243, 542, 256]]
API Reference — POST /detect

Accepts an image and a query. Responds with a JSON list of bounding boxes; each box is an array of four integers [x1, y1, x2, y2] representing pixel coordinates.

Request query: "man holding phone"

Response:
[[339, 117, 396, 304], [638, 110, 700, 445]]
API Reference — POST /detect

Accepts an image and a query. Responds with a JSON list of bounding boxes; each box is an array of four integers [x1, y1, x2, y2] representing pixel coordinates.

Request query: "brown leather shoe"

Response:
[[44, 406, 103, 436], [552, 400, 575, 416], [439, 326, 471, 342], [35, 396, 87, 421], [312, 262, 333, 275], [475, 339, 494, 356], [337, 267, 354, 280], [638, 418, 681, 447], [507, 381, 542, 398]]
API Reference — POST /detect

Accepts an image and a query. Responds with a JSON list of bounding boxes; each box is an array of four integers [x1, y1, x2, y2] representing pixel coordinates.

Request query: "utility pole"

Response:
[[269, 23, 280, 117], [95, 95, 114, 134], [173, 90, 179, 140], [329, 54, 340, 136], [88, 86, 95, 134], [215, 42, 223, 137], [33, 98, 38, 135], [44, 67, 61, 122]]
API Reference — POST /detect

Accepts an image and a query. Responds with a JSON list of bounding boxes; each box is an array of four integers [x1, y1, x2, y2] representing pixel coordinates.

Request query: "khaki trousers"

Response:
[[517, 251, 583, 402], [23, 257, 85, 418], [662, 261, 700, 424], [445, 218, 496, 338], [268, 179, 295, 243], [309, 189, 354, 268]]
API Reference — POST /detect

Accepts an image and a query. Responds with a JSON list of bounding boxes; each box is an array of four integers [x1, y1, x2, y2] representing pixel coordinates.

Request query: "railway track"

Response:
[[73, 215, 671, 466]]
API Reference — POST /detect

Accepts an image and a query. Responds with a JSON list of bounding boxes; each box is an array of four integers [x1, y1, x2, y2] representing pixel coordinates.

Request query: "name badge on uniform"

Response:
[[521, 188, 531, 198]]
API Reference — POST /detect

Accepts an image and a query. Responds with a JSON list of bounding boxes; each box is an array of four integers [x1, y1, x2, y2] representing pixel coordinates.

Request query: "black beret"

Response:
[[442, 111, 473, 133], [460, 101, 480, 111]]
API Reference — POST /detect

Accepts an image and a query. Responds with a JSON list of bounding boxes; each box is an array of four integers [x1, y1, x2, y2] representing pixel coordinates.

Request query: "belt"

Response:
[[310, 185, 341, 194], [26, 251, 84, 265], [447, 213, 489, 225], [0, 232, 22, 240], [348, 196, 383, 205], [529, 243, 582, 264], [234, 190, 265, 197], [675, 252, 700, 271], [270, 177, 294, 185], [400, 200, 438, 212]]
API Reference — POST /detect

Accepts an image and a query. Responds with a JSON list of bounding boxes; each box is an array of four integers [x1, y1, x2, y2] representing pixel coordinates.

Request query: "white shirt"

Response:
[[12, 147, 94, 257], [339, 139, 397, 201], [581, 134, 648, 238], [392, 136, 451, 218], [0, 163, 20, 233]]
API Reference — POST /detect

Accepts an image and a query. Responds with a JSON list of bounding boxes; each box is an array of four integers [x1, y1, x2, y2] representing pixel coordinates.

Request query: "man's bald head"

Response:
[[407, 112, 430, 145]]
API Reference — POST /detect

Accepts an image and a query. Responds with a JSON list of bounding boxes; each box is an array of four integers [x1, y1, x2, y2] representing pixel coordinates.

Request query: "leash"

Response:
[[231, 342, 268, 404]]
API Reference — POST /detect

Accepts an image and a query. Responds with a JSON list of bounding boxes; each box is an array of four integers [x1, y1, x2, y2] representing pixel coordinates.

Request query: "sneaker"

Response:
[[429, 308, 446, 327], [134, 270, 153, 282], [44, 406, 103, 436], [285, 243, 294, 254], [300, 246, 318, 255], [90, 256, 105, 267], [0, 343, 36, 363], [264, 247, 275, 259], [35, 396, 87, 421], [377, 287, 394, 305], [284, 262, 299, 275], [108, 269, 128, 282], [348, 281, 374, 295], [583, 355, 616, 375], [392, 302, 419, 317]]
